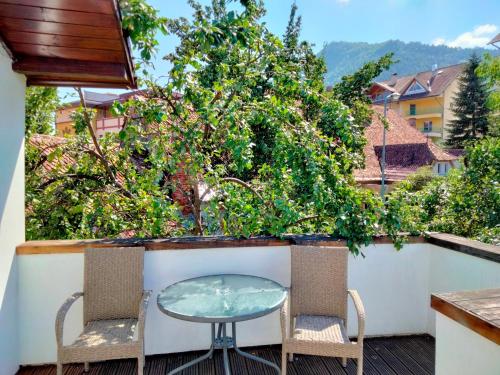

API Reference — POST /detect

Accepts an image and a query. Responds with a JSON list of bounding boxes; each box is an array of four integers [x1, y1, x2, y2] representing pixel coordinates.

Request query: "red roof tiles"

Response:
[[355, 106, 457, 183]]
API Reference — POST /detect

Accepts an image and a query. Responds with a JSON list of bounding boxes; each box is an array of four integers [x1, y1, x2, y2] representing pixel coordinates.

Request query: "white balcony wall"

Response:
[[17, 241, 499, 366], [0, 46, 26, 374], [435, 312, 500, 375], [427, 245, 500, 335]]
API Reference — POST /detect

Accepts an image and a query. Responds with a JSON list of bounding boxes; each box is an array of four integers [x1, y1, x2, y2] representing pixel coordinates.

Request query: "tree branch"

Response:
[[75, 87, 134, 199], [220, 177, 264, 201]]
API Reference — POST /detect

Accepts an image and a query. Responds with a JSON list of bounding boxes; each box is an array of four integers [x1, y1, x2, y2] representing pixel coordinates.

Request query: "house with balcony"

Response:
[[55, 90, 145, 137], [368, 64, 464, 142], [0, 2, 499, 375]]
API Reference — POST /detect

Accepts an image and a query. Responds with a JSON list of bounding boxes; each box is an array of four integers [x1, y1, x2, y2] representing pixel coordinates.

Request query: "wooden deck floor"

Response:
[[18, 335, 435, 375]]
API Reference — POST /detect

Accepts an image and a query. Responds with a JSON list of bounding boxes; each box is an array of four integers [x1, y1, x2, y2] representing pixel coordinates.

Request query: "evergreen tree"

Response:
[[446, 54, 490, 148]]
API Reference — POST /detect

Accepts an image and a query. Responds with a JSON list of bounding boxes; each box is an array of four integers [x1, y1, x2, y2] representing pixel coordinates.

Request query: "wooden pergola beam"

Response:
[[13, 56, 131, 87]]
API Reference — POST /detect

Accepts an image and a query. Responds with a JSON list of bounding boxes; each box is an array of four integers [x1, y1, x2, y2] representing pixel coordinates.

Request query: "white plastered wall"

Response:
[[435, 312, 500, 375], [0, 45, 26, 373]]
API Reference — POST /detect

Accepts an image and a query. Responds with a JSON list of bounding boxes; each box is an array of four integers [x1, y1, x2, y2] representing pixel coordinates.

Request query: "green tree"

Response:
[[446, 54, 490, 148], [27, 0, 403, 254], [25, 87, 59, 136], [476, 53, 500, 136], [387, 137, 500, 245]]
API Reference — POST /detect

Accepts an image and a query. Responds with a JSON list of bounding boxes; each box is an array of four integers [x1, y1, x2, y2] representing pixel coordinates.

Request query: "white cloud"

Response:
[[432, 24, 498, 48], [432, 38, 446, 46], [336, 0, 351, 4]]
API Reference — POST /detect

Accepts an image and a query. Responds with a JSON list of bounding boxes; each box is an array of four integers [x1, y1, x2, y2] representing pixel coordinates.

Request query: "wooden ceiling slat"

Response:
[[3, 31, 123, 51], [0, 0, 114, 15], [0, 18, 119, 39], [0, 4, 116, 28], [13, 44, 124, 63], [27, 79, 131, 88], [26, 76, 133, 89], [14, 56, 128, 82]]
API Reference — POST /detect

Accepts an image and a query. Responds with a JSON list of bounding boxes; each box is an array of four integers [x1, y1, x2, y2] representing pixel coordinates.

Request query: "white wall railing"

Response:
[[16, 238, 500, 366]]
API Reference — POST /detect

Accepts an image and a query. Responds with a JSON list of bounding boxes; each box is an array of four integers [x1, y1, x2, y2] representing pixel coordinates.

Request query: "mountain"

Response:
[[319, 40, 497, 84]]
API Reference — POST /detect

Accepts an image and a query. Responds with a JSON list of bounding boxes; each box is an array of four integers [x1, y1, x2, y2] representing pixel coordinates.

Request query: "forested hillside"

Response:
[[320, 40, 496, 84]]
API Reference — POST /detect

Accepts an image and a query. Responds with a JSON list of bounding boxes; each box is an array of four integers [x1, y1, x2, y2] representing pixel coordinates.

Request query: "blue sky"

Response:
[[60, 0, 499, 100]]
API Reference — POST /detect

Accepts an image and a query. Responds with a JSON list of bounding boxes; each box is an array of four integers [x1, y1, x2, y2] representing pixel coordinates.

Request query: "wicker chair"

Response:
[[281, 245, 366, 375], [55, 247, 151, 375]]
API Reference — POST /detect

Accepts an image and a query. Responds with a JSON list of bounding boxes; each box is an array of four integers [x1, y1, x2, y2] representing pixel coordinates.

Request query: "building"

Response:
[[368, 64, 464, 142], [355, 106, 459, 192], [55, 90, 145, 137]]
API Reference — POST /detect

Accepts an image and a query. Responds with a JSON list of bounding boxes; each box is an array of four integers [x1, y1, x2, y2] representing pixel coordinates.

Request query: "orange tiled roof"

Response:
[[375, 64, 464, 101], [354, 106, 457, 183]]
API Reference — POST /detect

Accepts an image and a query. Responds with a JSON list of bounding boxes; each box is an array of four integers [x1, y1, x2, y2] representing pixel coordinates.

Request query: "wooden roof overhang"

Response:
[[0, 0, 136, 88]]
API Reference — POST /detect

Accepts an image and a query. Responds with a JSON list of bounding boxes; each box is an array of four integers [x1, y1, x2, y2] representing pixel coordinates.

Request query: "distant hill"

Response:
[[319, 40, 497, 84]]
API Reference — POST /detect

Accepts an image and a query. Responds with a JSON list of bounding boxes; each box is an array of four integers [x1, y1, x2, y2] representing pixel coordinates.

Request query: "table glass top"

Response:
[[157, 274, 287, 322]]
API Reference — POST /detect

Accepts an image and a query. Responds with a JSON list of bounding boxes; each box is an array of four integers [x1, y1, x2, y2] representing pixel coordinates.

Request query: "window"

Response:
[[423, 121, 433, 132], [405, 81, 426, 95], [437, 162, 450, 176], [409, 118, 416, 127], [409, 104, 416, 115]]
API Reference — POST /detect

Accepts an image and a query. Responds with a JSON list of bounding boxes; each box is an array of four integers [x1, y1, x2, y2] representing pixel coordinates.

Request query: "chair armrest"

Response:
[[348, 289, 365, 343], [55, 292, 83, 348], [280, 296, 291, 340], [138, 290, 152, 340]]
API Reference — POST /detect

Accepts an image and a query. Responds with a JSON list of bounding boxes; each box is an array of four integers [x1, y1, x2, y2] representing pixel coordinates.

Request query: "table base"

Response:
[[168, 322, 281, 375]]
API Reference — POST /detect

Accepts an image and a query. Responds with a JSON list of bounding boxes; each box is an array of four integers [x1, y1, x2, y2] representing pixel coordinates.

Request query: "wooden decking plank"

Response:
[[16, 335, 436, 375], [242, 347, 273, 375], [363, 341, 398, 375], [319, 357, 348, 375], [145, 354, 168, 375], [345, 353, 380, 375], [291, 354, 332, 375], [197, 351, 216, 375], [398, 337, 435, 373], [256, 346, 283, 375], [372, 338, 429, 375], [213, 350, 226, 375], [367, 339, 418, 375], [228, 349, 247, 374]]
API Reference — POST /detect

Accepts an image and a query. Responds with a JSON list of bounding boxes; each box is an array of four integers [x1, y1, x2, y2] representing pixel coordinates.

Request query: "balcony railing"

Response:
[[406, 107, 442, 117], [96, 116, 124, 131], [421, 127, 442, 135], [14, 233, 500, 371]]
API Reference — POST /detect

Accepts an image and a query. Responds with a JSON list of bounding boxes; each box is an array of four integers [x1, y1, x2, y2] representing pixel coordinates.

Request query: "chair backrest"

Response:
[[84, 247, 144, 324], [290, 245, 348, 320]]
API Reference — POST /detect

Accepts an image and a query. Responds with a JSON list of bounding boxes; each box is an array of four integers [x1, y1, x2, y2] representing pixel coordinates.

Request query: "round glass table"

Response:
[[157, 274, 287, 375]]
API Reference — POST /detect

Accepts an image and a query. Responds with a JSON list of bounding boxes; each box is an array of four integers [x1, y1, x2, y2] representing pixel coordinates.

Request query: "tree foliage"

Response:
[[446, 53, 490, 148], [387, 137, 499, 245], [26, 0, 402, 254], [476, 52, 500, 137], [25, 87, 59, 136]]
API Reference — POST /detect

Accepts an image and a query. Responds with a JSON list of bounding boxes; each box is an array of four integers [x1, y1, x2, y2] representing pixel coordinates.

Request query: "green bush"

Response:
[[387, 137, 500, 245]]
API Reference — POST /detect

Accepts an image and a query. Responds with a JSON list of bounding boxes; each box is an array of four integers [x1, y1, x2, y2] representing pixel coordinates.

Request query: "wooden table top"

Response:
[[431, 288, 500, 345]]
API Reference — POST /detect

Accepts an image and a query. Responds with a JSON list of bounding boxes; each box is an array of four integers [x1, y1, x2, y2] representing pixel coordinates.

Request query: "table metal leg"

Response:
[[222, 323, 231, 375], [167, 345, 214, 375], [209, 323, 215, 359], [232, 322, 281, 374], [167, 321, 280, 375]]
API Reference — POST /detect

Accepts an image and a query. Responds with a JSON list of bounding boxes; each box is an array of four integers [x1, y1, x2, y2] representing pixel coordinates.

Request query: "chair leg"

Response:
[[138, 355, 144, 375], [357, 355, 363, 375], [281, 348, 287, 375], [56, 363, 63, 375], [342, 357, 347, 368], [84, 362, 89, 372]]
